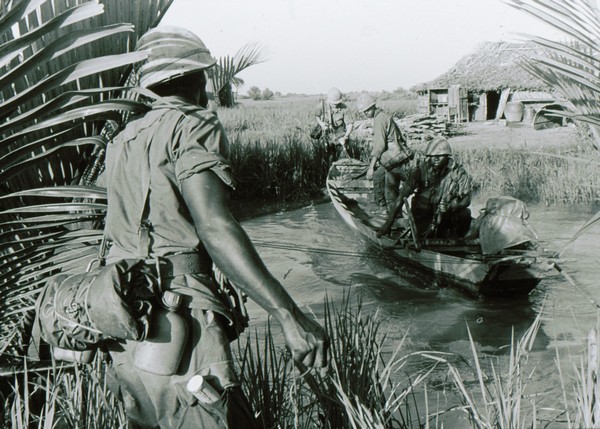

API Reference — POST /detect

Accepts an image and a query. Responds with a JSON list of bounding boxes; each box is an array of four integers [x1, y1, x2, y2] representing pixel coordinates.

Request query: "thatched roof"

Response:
[[412, 41, 550, 92]]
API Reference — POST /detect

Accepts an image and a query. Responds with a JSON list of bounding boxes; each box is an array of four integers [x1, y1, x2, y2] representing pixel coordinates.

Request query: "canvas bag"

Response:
[[310, 124, 323, 140], [379, 118, 413, 170], [35, 259, 152, 351]]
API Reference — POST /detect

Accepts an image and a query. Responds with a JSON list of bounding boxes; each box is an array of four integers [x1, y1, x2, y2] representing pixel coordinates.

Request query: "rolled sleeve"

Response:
[[172, 112, 236, 189]]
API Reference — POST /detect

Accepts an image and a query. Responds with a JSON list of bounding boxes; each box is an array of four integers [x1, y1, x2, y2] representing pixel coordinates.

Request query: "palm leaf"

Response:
[[211, 41, 268, 106], [506, 1, 600, 131], [0, 0, 175, 366], [506, 0, 600, 257]]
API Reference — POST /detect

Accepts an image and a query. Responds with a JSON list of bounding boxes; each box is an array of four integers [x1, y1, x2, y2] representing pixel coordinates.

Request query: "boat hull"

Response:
[[326, 159, 555, 297]]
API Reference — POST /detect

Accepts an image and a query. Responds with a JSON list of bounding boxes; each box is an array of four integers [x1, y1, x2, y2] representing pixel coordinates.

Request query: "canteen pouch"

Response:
[[380, 146, 412, 170], [35, 259, 152, 352]]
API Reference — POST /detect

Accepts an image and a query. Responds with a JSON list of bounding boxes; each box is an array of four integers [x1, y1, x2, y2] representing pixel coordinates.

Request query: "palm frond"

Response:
[[506, 0, 600, 257], [0, 0, 175, 366], [211, 41, 268, 105], [507, 0, 600, 148]]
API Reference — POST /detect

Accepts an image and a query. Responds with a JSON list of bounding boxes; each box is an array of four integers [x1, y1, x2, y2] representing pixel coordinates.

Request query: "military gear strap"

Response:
[[137, 133, 153, 259]]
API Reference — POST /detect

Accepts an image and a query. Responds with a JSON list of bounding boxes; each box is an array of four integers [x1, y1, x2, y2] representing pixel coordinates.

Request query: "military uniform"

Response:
[[104, 96, 256, 428], [370, 108, 411, 210], [398, 158, 472, 238], [317, 102, 354, 161]]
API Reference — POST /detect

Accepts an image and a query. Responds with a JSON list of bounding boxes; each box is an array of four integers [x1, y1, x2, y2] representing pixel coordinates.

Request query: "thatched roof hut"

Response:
[[413, 41, 561, 123], [412, 41, 550, 93]]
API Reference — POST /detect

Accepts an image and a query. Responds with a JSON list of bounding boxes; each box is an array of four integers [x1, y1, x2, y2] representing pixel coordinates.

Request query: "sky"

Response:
[[161, 0, 566, 96]]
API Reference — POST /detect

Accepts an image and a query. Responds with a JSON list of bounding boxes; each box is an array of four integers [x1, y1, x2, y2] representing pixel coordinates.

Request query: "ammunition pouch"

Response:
[[212, 265, 249, 342]]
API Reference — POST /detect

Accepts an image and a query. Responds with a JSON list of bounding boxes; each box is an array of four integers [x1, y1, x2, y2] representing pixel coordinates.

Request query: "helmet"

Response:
[[136, 26, 216, 89], [425, 137, 452, 156], [356, 93, 376, 112], [326, 87, 343, 105]]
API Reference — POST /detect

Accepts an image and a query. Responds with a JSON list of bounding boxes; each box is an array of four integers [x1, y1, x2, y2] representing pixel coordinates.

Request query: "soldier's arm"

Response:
[[181, 170, 329, 368]]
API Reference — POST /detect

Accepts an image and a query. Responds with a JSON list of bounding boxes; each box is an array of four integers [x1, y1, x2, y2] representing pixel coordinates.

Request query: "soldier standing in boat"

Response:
[[103, 26, 329, 428], [314, 87, 355, 163], [377, 137, 472, 239], [358, 93, 413, 215]]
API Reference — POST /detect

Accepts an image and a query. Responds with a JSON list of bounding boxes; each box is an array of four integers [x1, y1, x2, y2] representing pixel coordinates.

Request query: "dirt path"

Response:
[[447, 121, 579, 150]]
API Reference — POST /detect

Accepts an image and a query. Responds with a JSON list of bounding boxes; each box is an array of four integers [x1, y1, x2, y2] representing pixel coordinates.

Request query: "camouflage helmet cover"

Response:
[[425, 137, 452, 156], [136, 26, 216, 89]]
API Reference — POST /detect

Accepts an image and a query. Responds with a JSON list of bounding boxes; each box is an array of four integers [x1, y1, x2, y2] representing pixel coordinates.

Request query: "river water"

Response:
[[239, 197, 600, 426]]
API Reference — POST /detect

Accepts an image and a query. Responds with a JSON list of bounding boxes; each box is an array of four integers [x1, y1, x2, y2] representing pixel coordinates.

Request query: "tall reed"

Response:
[[236, 296, 438, 428], [455, 144, 600, 205], [2, 355, 126, 429], [218, 96, 600, 205], [3, 299, 600, 428]]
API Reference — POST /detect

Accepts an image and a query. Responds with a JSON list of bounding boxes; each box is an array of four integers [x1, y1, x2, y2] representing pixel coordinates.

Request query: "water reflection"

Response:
[[242, 199, 600, 419]]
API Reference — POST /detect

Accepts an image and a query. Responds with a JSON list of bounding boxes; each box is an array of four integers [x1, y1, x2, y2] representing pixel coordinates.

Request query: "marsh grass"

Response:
[[2, 355, 126, 429], [568, 327, 600, 428], [421, 311, 544, 429], [236, 297, 434, 428], [3, 299, 600, 428], [219, 97, 600, 205], [449, 144, 600, 205]]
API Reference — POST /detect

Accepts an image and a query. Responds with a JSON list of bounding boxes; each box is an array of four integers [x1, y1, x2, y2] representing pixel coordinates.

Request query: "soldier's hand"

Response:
[[377, 220, 393, 237], [281, 309, 329, 369], [366, 167, 374, 181], [448, 198, 458, 211]]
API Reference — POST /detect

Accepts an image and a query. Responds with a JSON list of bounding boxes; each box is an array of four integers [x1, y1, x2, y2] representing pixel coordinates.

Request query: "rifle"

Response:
[[424, 176, 457, 238], [320, 97, 327, 136]]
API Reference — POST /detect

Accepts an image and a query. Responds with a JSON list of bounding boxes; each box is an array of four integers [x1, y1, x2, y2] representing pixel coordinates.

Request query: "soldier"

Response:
[[377, 137, 472, 239], [103, 26, 329, 428], [358, 93, 413, 215], [315, 87, 355, 162]]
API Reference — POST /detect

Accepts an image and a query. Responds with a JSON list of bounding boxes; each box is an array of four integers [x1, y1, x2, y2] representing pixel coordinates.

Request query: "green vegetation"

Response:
[[219, 96, 600, 205], [5, 298, 600, 428], [2, 0, 600, 428]]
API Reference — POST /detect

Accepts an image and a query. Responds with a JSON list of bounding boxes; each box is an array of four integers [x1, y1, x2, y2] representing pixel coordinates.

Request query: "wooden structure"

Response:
[[420, 85, 469, 123], [413, 41, 563, 124]]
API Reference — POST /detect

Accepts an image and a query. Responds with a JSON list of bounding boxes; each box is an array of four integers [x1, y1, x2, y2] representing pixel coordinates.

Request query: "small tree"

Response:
[[248, 86, 262, 100], [261, 88, 274, 100]]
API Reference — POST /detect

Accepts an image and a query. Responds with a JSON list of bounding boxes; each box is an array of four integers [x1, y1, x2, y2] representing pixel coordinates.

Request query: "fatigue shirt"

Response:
[[105, 96, 234, 259], [399, 158, 472, 210], [317, 102, 354, 139], [104, 96, 235, 311], [371, 109, 404, 160]]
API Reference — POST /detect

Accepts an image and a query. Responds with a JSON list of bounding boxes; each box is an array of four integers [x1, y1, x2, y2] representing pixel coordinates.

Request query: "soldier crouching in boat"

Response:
[[377, 137, 473, 239]]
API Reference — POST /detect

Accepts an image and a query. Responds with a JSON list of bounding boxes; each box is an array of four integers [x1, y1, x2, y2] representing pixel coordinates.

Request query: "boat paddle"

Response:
[[403, 197, 421, 251]]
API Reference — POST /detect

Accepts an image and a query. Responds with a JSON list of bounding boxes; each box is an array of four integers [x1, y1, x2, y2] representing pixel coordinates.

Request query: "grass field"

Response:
[[221, 95, 600, 206]]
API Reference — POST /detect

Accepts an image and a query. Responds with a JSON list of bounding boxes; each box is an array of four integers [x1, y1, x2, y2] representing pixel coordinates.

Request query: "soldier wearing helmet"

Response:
[[103, 26, 329, 428], [377, 136, 473, 239], [358, 93, 413, 214], [314, 87, 355, 163]]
